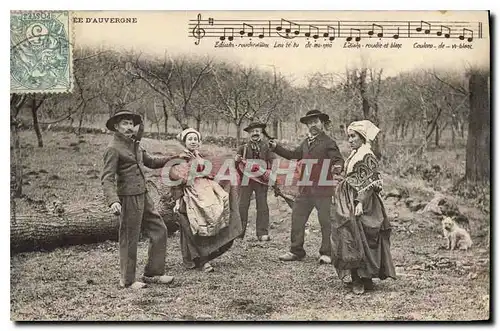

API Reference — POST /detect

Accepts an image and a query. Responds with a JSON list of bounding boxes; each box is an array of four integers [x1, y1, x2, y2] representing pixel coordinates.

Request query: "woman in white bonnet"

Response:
[[330, 120, 396, 294], [167, 128, 242, 273]]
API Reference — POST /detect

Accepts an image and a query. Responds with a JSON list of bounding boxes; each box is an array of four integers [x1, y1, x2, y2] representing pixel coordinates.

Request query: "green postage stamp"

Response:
[[10, 11, 73, 94]]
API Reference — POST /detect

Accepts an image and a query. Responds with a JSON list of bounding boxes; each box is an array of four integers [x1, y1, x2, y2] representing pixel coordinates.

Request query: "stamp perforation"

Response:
[[10, 10, 74, 95]]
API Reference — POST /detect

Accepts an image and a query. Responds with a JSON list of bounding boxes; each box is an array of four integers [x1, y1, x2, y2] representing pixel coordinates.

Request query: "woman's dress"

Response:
[[330, 144, 396, 281]]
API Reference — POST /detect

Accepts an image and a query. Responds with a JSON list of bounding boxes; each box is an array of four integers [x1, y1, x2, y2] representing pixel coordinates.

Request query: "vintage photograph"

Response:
[[10, 10, 490, 321]]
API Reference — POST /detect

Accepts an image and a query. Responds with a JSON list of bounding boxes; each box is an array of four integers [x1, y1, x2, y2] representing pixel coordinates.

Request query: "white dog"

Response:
[[442, 217, 473, 251]]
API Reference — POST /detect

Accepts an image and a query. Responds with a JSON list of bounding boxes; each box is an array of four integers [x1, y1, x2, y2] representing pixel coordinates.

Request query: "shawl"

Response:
[[343, 143, 382, 195]]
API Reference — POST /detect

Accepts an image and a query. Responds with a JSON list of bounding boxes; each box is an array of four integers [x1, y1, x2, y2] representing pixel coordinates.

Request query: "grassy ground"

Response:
[[11, 131, 490, 321]]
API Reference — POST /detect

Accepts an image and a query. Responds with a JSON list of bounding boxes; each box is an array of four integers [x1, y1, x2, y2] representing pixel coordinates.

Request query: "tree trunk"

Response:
[[435, 122, 440, 147], [369, 119, 382, 159], [10, 214, 119, 254], [10, 94, 26, 198], [174, 111, 188, 130], [272, 120, 279, 139], [11, 118, 23, 198], [236, 124, 242, 145], [162, 99, 169, 135], [77, 107, 86, 135], [10, 205, 179, 254], [195, 117, 201, 132], [465, 71, 490, 182], [451, 119, 456, 145], [31, 97, 43, 147], [371, 136, 382, 160]]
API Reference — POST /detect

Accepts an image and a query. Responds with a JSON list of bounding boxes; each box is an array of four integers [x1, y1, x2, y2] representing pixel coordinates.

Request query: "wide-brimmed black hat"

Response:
[[244, 121, 267, 132], [299, 109, 330, 124], [106, 110, 142, 131]]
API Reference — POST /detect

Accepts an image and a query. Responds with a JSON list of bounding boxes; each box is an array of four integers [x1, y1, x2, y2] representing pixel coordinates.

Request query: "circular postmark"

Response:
[[10, 13, 70, 90]]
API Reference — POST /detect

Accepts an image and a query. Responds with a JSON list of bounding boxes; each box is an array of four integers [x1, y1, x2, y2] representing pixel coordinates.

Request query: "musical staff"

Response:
[[368, 23, 384, 38], [240, 23, 254, 37], [393, 27, 400, 39], [346, 28, 361, 42], [191, 13, 205, 45], [276, 19, 301, 38], [305, 25, 320, 39], [437, 25, 451, 38], [189, 14, 485, 45], [459, 28, 474, 42], [416, 20, 431, 34], [258, 27, 265, 39], [324, 25, 336, 41], [220, 27, 234, 41]]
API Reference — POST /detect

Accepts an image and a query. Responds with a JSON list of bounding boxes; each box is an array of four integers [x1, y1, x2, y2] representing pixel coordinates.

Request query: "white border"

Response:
[[3, 1, 497, 330]]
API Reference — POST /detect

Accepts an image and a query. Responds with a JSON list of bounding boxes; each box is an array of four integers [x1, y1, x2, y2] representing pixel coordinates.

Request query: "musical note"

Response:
[[368, 23, 384, 38], [276, 19, 300, 37], [393, 27, 400, 39], [191, 13, 206, 45], [346, 28, 361, 42], [220, 27, 234, 41], [437, 25, 451, 38], [323, 25, 336, 41], [459, 28, 473, 42], [305, 25, 320, 39], [189, 14, 482, 45], [239, 23, 254, 37], [258, 28, 265, 39], [416, 20, 431, 34]]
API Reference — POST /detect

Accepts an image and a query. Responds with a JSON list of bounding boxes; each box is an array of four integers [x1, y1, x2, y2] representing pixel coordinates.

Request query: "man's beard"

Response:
[[309, 127, 320, 135], [251, 135, 261, 140]]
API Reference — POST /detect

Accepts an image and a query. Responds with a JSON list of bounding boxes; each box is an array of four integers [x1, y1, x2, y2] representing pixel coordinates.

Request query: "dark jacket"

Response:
[[272, 131, 344, 197], [236, 139, 276, 169], [101, 132, 175, 206]]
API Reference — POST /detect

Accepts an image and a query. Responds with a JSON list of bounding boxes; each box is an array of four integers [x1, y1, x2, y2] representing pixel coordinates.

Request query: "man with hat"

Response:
[[235, 121, 276, 241], [269, 110, 344, 264], [101, 110, 177, 289]]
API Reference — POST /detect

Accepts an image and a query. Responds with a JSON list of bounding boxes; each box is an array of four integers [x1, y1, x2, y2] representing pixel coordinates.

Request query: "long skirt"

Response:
[[178, 181, 242, 269], [331, 183, 396, 281]]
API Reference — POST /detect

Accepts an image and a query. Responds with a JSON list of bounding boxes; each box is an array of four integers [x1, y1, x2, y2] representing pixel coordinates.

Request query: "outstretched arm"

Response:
[[143, 149, 178, 169], [272, 142, 303, 160]]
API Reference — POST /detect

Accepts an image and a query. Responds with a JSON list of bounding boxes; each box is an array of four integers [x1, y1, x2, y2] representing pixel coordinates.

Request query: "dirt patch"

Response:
[[10, 132, 490, 321]]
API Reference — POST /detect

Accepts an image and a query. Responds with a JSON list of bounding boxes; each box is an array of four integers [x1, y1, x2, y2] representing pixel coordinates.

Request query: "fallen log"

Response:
[[10, 153, 301, 254], [11, 198, 180, 254], [11, 212, 119, 254]]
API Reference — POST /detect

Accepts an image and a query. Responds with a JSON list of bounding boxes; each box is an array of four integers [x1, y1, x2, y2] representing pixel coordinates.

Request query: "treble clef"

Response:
[[192, 13, 205, 45]]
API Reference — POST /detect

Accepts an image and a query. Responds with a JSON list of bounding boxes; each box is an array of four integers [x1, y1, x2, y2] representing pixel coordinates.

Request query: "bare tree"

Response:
[[211, 64, 254, 144], [126, 53, 213, 130], [211, 63, 287, 144], [339, 66, 384, 157], [10, 94, 28, 198], [37, 47, 111, 134], [30, 95, 48, 147], [465, 69, 490, 182], [96, 51, 150, 116]]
